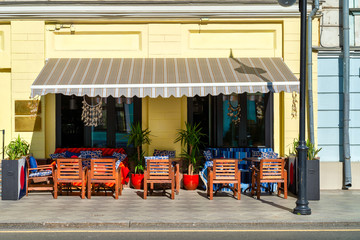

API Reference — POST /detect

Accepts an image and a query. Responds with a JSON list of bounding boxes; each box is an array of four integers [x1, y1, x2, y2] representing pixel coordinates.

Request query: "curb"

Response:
[[1, 221, 360, 230]]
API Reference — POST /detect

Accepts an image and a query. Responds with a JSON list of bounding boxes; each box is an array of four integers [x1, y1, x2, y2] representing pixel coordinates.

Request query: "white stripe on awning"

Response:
[[31, 58, 299, 98]]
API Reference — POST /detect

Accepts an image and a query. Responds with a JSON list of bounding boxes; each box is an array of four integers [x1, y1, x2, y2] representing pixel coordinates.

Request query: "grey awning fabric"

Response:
[[31, 58, 299, 98]]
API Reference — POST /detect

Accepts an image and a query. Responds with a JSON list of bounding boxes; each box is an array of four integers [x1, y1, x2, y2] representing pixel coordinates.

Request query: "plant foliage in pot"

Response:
[[291, 139, 322, 200], [175, 122, 205, 190], [2, 135, 30, 200], [127, 122, 151, 189]]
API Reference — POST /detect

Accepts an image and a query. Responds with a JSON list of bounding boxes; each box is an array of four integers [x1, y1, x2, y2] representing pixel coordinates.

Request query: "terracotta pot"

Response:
[[131, 173, 144, 189], [183, 174, 199, 190]]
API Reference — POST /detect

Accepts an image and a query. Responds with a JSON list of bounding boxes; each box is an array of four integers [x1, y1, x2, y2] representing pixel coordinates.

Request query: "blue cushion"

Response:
[[144, 156, 169, 167], [252, 151, 279, 159], [64, 151, 80, 158], [203, 150, 213, 161], [153, 149, 176, 158], [28, 156, 38, 173], [112, 152, 127, 162], [29, 170, 52, 178], [79, 150, 102, 159], [49, 152, 66, 159]]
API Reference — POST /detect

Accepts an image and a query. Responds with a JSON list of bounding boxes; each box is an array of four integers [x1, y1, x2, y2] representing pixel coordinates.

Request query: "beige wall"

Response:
[[321, 162, 360, 189]]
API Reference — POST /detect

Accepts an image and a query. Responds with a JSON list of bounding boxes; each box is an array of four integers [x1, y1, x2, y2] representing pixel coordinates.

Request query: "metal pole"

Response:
[[343, 0, 352, 189], [293, 0, 311, 215], [307, 0, 319, 145]]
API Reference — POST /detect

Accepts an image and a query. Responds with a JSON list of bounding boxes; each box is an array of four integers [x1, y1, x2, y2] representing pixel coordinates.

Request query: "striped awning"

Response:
[[31, 58, 299, 98]]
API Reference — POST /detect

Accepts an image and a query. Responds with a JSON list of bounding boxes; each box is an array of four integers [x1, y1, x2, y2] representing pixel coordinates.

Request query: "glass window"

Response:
[[58, 95, 137, 148], [91, 101, 107, 148], [222, 94, 242, 147], [189, 93, 269, 148], [246, 93, 265, 147], [115, 101, 134, 148]]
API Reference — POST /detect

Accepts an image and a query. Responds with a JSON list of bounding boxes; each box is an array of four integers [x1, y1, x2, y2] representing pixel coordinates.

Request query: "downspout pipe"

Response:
[[343, 0, 352, 188], [307, 0, 319, 145]]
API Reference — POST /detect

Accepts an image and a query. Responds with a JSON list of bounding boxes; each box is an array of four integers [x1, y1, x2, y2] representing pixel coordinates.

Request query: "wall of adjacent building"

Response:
[[0, 18, 318, 167], [317, 0, 360, 189]]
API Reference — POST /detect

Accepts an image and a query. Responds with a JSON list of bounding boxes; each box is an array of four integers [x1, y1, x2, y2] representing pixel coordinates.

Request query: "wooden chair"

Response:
[[87, 158, 122, 199], [53, 158, 86, 199], [207, 159, 241, 200], [251, 159, 287, 199], [26, 157, 54, 196], [144, 158, 175, 200]]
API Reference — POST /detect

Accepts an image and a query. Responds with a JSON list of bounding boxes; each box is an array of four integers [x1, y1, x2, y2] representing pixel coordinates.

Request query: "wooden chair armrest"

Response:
[[252, 166, 259, 172]]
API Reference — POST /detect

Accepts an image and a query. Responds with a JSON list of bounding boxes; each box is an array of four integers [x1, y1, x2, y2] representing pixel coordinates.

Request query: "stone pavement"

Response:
[[0, 189, 359, 229]]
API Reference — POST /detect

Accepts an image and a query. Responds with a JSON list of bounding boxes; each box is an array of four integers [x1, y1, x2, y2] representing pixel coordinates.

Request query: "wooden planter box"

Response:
[[1, 157, 27, 200]]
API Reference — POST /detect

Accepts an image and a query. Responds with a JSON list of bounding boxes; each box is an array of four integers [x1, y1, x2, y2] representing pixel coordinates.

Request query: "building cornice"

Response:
[[0, 3, 313, 19]]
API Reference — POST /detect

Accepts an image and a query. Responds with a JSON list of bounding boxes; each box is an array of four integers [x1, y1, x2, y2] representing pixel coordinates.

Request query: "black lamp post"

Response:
[[278, 0, 311, 215]]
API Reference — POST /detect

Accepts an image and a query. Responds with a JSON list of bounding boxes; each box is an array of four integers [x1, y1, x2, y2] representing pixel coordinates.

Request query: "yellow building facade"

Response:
[[0, 6, 320, 163]]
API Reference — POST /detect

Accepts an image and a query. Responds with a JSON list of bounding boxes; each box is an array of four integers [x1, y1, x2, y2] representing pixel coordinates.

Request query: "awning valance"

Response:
[[31, 58, 299, 98]]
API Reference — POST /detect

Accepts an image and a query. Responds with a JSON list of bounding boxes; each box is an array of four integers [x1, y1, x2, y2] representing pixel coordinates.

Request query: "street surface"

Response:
[[0, 229, 359, 240]]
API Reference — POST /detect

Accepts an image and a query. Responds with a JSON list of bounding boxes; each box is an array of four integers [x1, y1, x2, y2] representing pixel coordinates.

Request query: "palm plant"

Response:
[[175, 122, 205, 175], [5, 135, 30, 160], [127, 122, 151, 174], [289, 138, 322, 160]]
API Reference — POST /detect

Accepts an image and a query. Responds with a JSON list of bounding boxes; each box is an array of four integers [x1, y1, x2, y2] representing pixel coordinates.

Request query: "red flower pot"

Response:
[[131, 173, 144, 189], [183, 174, 199, 190]]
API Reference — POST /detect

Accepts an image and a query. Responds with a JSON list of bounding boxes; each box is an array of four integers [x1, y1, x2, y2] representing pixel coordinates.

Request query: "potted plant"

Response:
[[175, 122, 205, 190], [306, 140, 322, 201], [2, 135, 30, 200], [127, 122, 151, 189], [288, 138, 322, 200]]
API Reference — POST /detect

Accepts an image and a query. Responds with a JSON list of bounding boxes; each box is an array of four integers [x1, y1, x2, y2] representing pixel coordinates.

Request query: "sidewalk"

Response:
[[1, 189, 359, 229]]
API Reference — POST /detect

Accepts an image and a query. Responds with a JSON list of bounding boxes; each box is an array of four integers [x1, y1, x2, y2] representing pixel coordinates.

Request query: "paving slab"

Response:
[[0, 189, 359, 229]]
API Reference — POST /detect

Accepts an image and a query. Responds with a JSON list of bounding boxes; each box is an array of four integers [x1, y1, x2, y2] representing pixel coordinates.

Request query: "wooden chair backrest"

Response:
[[213, 159, 237, 180], [259, 159, 285, 180], [89, 158, 116, 180], [56, 158, 83, 180], [147, 159, 171, 180]]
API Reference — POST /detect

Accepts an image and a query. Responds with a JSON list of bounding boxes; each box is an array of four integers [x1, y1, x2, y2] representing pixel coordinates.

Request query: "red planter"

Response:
[[131, 173, 144, 189], [183, 174, 199, 190]]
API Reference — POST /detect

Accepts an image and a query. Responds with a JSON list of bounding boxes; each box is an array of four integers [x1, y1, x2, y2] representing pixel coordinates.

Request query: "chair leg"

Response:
[[144, 180, 147, 200], [87, 175, 91, 199], [251, 172, 255, 196], [171, 179, 175, 200], [54, 182, 58, 199], [81, 182, 85, 199], [256, 177, 261, 200], [278, 183, 281, 197], [284, 181, 288, 199], [209, 180, 213, 200], [115, 182, 119, 199], [26, 179, 29, 196]]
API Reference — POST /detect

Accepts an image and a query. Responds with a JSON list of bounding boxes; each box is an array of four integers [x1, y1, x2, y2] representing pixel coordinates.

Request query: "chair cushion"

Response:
[[145, 156, 169, 167], [49, 152, 66, 159], [112, 152, 127, 161], [252, 151, 279, 159], [28, 156, 38, 173], [29, 170, 52, 178], [203, 150, 213, 161], [153, 149, 176, 158], [64, 151, 80, 158], [79, 150, 102, 159]]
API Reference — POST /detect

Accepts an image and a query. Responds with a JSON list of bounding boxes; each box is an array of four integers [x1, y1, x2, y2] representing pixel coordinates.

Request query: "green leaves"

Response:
[[4, 135, 30, 160], [175, 122, 206, 175], [290, 138, 322, 160], [127, 122, 151, 148], [127, 123, 151, 174]]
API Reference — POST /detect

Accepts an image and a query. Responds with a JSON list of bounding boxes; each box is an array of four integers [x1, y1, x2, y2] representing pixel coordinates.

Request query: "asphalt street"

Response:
[[0, 229, 359, 240]]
